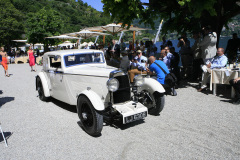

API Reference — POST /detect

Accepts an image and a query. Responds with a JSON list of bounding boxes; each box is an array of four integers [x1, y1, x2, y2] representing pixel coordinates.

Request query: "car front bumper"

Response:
[[112, 101, 148, 124]]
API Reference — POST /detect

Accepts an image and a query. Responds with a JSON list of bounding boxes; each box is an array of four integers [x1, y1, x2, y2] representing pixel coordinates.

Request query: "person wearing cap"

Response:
[[128, 50, 148, 83]]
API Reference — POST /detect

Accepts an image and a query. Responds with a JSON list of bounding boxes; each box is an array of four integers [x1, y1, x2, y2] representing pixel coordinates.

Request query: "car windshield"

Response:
[[64, 52, 104, 67]]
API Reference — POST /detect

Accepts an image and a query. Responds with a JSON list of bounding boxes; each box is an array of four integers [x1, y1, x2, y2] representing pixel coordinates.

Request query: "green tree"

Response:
[[102, 0, 240, 45], [11, 0, 111, 37], [25, 8, 63, 50], [0, 0, 23, 47]]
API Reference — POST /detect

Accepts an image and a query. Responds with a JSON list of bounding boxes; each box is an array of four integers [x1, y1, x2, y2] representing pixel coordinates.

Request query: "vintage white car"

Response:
[[36, 49, 165, 136]]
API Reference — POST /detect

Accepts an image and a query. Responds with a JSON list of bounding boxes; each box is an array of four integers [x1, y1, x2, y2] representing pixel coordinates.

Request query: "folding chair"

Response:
[[0, 122, 8, 147]]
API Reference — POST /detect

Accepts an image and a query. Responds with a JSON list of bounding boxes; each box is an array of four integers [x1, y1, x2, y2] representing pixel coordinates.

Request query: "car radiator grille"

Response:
[[113, 75, 131, 104]]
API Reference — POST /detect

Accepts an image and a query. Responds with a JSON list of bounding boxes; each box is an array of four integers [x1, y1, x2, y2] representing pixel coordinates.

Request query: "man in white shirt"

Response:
[[199, 26, 217, 63], [198, 48, 228, 92]]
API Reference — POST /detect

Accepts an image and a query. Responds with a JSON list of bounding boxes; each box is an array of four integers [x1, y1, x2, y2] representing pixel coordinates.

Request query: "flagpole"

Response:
[[118, 31, 124, 44], [94, 36, 99, 44], [154, 19, 164, 44]]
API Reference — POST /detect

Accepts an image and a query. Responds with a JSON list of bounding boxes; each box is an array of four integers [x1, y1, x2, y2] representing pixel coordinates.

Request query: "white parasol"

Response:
[[85, 23, 128, 35], [85, 23, 149, 34], [58, 41, 76, 47], [45, 35, 79, 39], [67, 29, 110, 39], [12, 40, 28, 43]]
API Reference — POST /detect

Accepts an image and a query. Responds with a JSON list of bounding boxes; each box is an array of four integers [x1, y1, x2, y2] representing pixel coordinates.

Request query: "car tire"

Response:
[[148, 92, 165, 115], [77, 96, 103, 136], [37, 77, 49, 101]]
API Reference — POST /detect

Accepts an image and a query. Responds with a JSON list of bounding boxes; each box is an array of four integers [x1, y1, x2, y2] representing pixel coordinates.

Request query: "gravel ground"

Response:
[[0, 63, 240, 160]]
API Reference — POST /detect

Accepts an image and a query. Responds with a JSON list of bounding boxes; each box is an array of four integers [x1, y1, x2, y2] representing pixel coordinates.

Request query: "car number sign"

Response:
[[124, 111, 147, 123]]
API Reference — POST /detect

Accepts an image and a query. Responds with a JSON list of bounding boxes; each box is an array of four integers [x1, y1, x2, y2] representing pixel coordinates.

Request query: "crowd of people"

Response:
[[105, 28, 240, 100]]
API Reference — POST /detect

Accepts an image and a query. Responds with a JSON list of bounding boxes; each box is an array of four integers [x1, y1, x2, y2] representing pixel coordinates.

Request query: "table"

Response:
[[210, 68, 240, 97], [15, 56, 28, 64], [14, 56, 42, 64]]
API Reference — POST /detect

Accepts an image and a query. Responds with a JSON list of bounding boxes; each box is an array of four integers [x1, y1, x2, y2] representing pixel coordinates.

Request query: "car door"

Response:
[[47, 56, 69, 102]]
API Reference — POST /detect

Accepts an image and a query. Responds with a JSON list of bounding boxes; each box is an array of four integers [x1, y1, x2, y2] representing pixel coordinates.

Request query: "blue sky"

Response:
[[81, 0, 104, 12], [81, 0, 149, 12]]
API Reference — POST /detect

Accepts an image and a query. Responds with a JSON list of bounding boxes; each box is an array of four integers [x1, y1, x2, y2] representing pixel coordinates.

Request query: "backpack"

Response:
[[154, 62, 177, 87]]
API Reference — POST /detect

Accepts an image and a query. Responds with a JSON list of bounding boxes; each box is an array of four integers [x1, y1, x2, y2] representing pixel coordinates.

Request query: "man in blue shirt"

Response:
[[198, 48, 228, 92], [147, 56, 169, 84], [148, 56, 177, 95], [128, 50, 147, 83]]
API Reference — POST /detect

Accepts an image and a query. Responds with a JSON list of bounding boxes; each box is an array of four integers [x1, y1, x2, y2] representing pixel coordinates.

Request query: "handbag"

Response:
[[154, 62, 177, 87]]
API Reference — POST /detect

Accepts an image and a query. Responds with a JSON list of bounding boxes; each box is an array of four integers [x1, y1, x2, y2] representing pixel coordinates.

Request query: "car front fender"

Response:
[[78, 90, 105, 111], [138, 77, 165, 94], [37, 72, 51, 97]]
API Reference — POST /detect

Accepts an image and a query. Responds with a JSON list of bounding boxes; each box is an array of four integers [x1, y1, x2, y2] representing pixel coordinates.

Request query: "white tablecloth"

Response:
[[210, 68, 240, 97]]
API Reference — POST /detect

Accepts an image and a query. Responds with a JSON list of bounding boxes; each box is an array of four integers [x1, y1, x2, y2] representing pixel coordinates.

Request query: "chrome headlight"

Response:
[[107, 78, 119, 92], [134, 75, 144, 87]]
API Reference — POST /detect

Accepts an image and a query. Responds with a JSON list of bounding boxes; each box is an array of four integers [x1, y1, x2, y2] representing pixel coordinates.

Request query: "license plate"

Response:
[[124, 111, 147, 123]]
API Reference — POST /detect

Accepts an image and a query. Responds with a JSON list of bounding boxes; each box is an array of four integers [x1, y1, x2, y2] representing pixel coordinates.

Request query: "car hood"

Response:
[[65, 64, 118, 77]]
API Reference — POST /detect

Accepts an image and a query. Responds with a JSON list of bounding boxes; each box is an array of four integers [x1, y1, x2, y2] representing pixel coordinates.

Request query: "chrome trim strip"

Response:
[[49, 72, 108, 78]]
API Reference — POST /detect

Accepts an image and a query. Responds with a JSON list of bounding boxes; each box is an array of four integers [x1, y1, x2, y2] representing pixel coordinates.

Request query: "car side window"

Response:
[[64, 53, 104, 67], [49, 56, 61, 69]]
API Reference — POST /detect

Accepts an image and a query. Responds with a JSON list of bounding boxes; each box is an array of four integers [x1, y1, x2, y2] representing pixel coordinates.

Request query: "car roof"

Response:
[[44, 49, 103, 56]]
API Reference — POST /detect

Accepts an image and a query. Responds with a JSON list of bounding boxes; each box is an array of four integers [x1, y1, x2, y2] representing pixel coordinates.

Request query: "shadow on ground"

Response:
[[0, 131, 12, 143], [0, 97, 15, 108], [187, 81, 234, 104], [50, 98, 77, 113], [76, 119, 146, 137], [115, 119, 146, 130], [77, 116, 146, 137], [77, 121, 102, 137], [176, 80, 189, 89], [103, 118, 146, 131]]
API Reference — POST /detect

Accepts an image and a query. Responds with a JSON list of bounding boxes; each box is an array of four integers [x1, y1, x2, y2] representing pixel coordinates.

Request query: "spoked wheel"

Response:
[[77, 96, 103, 136], [37, 77, 49, 101], [140, 91, 165, 115]]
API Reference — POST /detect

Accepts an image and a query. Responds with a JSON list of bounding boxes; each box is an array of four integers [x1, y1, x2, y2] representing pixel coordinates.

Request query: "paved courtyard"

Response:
[[0, 63, 240, 160]]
